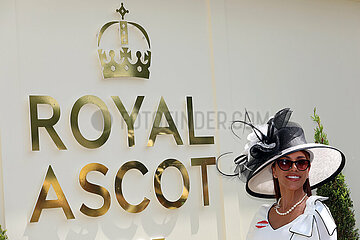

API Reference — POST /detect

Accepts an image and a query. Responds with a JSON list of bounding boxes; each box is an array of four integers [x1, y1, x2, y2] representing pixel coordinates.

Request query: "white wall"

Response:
[[219, 0, 360, 237], [0, 0, 359, 239], [0, 0, 18, 230]]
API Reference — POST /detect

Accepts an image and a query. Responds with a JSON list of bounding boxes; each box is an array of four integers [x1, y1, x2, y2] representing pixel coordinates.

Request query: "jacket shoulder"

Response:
[[313, 197, 337, 236], [290, 196, 337, 238]]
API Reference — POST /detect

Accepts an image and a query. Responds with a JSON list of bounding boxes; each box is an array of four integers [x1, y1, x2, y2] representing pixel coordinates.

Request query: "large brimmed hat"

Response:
[[218, 108, 345, 199]]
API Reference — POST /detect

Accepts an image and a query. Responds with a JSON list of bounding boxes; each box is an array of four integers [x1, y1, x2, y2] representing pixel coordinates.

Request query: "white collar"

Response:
[[289, 196, 336, 237]]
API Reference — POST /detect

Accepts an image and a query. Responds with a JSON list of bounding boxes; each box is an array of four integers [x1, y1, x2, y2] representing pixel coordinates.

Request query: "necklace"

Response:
[[275, 194, 307, 216]]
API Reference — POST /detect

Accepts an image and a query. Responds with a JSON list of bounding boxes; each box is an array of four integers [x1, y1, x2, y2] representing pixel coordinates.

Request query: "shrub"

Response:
[[0, 225, 8, 240], [312, 108, 359, 240]]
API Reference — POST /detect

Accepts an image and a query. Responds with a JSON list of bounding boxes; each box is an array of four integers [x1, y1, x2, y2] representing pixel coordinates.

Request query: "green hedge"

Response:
[[312, 108, 359, 240], [0, 225, 7, 240]]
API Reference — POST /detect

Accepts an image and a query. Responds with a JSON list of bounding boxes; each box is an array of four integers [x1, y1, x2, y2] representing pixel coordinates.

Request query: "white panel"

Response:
[[0, 0, 19, 229], [0, 0, 223, 239], [222, 0, 360, 237]]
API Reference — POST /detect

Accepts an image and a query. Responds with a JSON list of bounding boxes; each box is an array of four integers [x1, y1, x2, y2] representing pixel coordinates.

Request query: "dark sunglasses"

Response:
[[276, 159, 310, 171]]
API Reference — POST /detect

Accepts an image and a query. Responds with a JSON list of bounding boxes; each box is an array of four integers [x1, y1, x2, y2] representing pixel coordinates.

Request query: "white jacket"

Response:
[[247, 196, 337, 240]]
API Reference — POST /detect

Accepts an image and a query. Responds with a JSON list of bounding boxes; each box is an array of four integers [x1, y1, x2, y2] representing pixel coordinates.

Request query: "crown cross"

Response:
[[116, 3, 129, 20], [120, 47, 132, 59]]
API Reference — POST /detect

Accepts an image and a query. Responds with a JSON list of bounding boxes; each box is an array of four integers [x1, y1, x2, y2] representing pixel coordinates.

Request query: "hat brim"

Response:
[[246, 143, 345, 199]]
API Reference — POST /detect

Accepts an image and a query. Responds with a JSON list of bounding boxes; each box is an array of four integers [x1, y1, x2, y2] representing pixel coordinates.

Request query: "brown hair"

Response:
[[272, 150, 312, 201]]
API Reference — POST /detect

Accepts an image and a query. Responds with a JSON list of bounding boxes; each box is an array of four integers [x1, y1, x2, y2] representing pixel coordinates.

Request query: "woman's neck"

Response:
[[279, 189, 307, 210]]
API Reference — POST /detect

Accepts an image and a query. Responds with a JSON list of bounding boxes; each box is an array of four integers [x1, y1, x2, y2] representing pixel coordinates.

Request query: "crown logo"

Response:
[[97, 3, 151, 79]]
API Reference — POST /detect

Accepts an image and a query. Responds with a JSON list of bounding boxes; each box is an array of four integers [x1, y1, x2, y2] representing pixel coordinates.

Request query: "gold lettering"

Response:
[[186, 96, 214, 145], [154, 159, 189, 209], [115, 161, 150, 213], [79, 163, 111, 217], [191, 157, 216, 206], [70, 95, 111, 149], [148, 97, 183, 146], [30, 165, 74, 222], [29, 95, 67, 151], [112, 96, 144, 147]]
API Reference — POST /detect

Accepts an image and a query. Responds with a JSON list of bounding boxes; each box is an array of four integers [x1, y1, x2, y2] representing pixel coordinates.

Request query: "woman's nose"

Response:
[[289, 162, 298, 171]]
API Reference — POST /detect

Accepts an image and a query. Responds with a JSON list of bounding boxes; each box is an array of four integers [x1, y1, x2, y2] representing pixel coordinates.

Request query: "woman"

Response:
[[218, 108, 345, 239]]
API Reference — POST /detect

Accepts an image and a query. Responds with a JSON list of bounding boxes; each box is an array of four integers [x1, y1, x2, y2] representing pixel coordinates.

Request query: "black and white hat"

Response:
[[218, 108, 345, 199]]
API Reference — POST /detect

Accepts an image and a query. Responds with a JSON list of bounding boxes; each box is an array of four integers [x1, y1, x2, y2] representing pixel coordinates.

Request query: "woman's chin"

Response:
[[280, 181, 306, 192]]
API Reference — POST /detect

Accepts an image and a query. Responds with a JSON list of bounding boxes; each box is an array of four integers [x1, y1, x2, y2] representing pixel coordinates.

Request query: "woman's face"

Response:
[[272, 151, 310, 192]]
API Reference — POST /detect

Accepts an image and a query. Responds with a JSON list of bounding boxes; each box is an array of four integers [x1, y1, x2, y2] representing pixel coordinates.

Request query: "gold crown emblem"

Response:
[[97, 3, 151, 79]]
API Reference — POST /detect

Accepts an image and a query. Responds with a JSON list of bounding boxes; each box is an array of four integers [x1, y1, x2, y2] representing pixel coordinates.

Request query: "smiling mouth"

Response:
[[286, 175, 301, 180]]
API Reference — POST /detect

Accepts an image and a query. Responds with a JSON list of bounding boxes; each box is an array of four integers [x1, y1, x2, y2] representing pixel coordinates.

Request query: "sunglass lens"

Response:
[[278, 159, 292, 171], [296, 160, 309, 171]]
